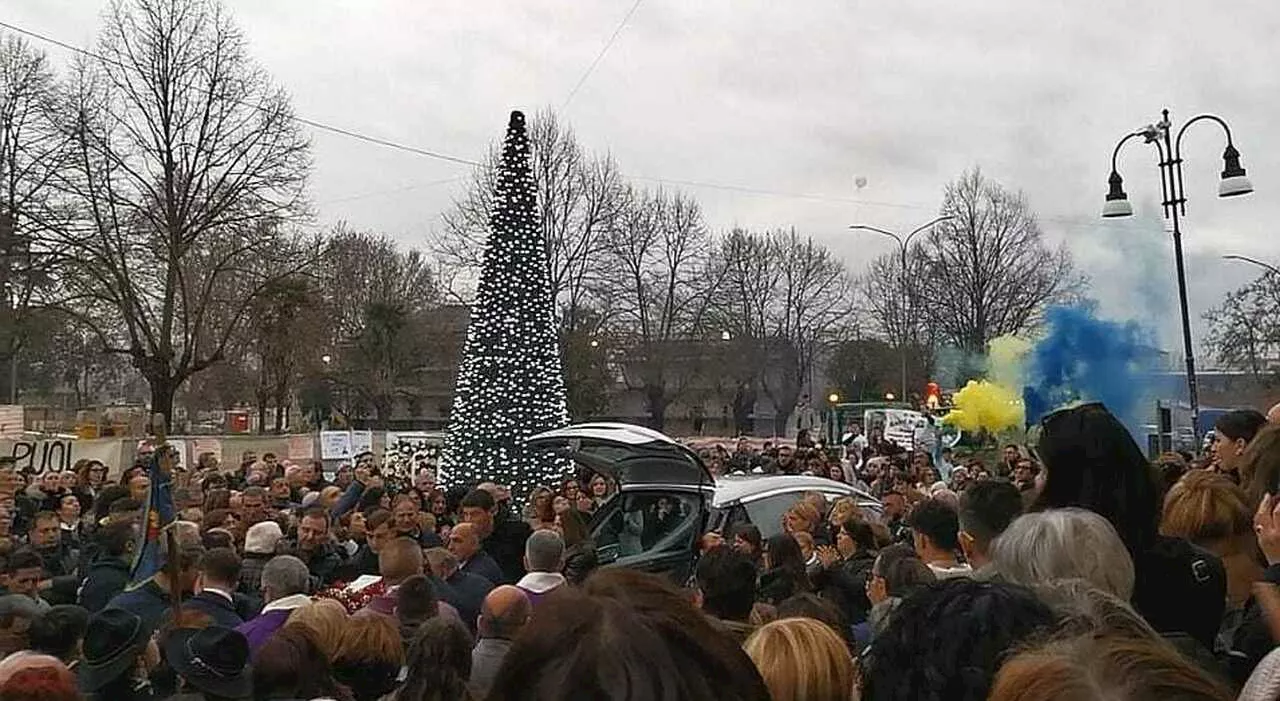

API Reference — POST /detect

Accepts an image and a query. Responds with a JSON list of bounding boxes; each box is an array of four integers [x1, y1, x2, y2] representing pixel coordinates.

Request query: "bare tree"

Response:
[[759, 229, 856, 435], [319, 225, 439, 342], [920, 168, 1082, 352], [17, 310, 139, 408], [604, 187, 719, 430], [49, 0, 311, 424], [434, 110, 626, 329], [708, 229, 777, 434], [1204, 271, 1280, 378], [313, 229, 449, 428], [0, 35, 69, 402], [860, 247, 934, 351], [249, 276, 327, 433], [859, 246, 938, 396]]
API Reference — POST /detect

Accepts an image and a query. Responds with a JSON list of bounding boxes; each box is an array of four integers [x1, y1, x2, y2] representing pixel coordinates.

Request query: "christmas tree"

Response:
[[441, 110, 570, 499]]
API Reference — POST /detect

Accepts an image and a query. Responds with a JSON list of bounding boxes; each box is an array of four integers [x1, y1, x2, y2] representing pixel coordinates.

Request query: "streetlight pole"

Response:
[[849, 215, 954, 404], [1103, 108, 1254, 445], [1223, 254, 1280, 278]]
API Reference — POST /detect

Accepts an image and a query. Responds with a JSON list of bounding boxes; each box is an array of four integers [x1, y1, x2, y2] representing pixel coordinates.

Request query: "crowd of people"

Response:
[[0, 402, 1279, 699]]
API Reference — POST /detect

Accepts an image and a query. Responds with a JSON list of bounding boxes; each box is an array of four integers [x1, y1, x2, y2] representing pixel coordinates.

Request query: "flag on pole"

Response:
[[127, 443, 176, 587]]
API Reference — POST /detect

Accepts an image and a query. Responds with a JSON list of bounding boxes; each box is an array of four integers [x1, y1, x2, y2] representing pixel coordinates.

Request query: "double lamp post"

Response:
[[1103, 108, 1254, 441], [847, 108, 1254, 441], [848, 215, 953, 404]]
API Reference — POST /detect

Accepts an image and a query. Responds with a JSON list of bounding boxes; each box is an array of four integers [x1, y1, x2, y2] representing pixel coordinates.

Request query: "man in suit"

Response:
[[426, 547, 493, 634], [188, 547, 256, 627], [448, 522, 503, 585]]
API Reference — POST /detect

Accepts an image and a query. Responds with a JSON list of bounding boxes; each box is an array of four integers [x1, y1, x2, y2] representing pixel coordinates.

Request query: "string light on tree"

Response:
[[441, 110, 570, 498]]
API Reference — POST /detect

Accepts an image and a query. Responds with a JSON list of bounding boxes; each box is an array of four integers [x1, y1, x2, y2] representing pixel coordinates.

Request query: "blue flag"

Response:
[[127, 446, 176, 588]]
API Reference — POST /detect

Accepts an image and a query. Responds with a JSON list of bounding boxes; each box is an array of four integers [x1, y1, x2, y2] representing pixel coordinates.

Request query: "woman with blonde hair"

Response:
[[827, 497, 858, 528], [524, 485, 556, 531], [744, 617, 856, 701], [286, 598, 349, 661], [782, 501, 821, 538]]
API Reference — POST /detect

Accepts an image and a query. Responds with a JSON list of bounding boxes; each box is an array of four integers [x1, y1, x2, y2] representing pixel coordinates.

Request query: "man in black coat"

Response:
[[28, 511, 80, 605], [78, 519, 136, 613], [448, 522, 504, 586], [187, 547, 257, 627], [459, 488, 530, 584], [286, 507, 345, 588], [426, 547, 493, 634]]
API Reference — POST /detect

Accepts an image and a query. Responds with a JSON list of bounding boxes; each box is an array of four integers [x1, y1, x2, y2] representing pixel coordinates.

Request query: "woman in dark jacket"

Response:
[[1033, 402, 1227, 663], [757, 533, 811, 605], [558, 508, 598, 585], [812, 517, 878, 625]]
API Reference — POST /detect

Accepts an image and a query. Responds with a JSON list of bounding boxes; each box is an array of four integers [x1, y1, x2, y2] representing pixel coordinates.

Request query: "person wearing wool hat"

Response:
[[237, 521, 283, 604]]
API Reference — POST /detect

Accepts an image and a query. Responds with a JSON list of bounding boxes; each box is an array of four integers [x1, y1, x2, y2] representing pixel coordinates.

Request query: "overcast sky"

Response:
[[11, 0, 1280, 360]]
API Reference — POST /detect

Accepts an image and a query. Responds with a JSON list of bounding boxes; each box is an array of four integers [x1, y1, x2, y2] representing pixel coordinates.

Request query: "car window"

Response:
[[741, 492, 804, 540], [593, 491, 702, 559]]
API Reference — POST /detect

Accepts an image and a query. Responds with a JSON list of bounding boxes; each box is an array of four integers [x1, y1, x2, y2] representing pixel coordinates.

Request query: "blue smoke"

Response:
[[1023, 305, 1164, 438]]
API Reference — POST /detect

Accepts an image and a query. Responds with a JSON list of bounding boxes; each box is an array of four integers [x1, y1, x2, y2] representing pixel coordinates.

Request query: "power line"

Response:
[[0, 19, 483, 167], [561, 0, 645, 109], [629, 174, 934, 212], [0, 19, 1147, 234], [629, 174, 1150, 232], [318, 176, 464, 205]]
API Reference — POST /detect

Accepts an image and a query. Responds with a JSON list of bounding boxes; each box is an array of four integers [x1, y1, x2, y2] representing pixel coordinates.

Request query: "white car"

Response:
[[528, 422, 882, 582]]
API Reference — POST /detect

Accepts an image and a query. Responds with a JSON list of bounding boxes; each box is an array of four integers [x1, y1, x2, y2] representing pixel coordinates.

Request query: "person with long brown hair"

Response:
[[395, 616, 474, 701], [555, 508, 596, 585], [331, 612, 404, 701], [524, 486, 555, 531]]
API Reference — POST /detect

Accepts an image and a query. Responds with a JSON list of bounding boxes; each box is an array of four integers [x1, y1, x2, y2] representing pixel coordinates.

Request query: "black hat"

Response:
[[78, 608, 149, 692], [163, 625, 252, 699]]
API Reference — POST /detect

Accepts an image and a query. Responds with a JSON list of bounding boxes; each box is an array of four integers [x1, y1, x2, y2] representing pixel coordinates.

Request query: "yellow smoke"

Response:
[[943, 380, 1025, 433], [988, 336, 1031, 388]]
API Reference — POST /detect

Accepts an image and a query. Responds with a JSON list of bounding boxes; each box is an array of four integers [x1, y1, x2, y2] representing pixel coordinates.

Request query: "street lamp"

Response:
[[320, 354, 332, 365], [1223, 254, 1280, 277], [1103, 108, 1254, 442], [827, 393, 840, 404], [849, 215, 954, 403]]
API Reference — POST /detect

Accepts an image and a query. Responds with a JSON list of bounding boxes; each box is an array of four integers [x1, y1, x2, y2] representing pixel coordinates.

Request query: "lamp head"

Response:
[[1102, 170, 1134, 218], [1219, 144, 1253, 198]]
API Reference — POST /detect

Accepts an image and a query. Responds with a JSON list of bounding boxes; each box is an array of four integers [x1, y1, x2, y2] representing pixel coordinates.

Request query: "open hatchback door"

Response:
[[527, 422, 715, 488], [527, 423, 715, 581]]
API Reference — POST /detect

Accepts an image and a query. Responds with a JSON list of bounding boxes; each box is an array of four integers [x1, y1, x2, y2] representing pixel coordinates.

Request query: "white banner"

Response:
[[1, 438, 130, 478], [319, 431, 353, 460], [351, 430, 374, 456]]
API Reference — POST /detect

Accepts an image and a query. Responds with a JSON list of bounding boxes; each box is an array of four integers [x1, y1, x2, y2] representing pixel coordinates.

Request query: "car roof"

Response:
[[711, 474, 880, 507]]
